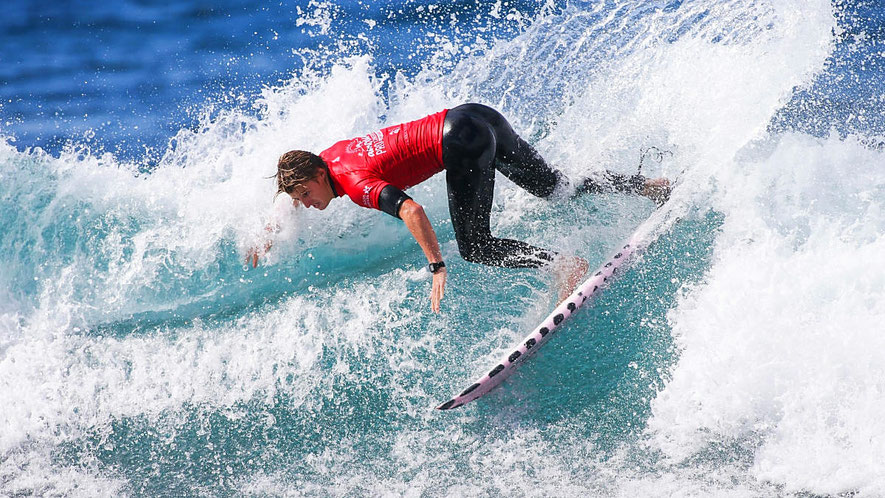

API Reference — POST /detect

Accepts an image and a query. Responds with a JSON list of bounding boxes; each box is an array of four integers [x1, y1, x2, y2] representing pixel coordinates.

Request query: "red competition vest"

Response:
[[319, 110, 448, 210]]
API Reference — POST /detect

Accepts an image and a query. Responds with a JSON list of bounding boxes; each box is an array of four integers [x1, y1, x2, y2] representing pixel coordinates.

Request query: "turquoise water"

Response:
[[3, 1, 885, 496]]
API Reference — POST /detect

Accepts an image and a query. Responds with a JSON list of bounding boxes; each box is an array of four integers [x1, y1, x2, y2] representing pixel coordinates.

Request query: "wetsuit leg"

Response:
[[440, 103, 651, 268], [448, 103, 565, 198], [447, 103, 643, 199], [442, 106, 556, 268], [574, 172, 645, 196]]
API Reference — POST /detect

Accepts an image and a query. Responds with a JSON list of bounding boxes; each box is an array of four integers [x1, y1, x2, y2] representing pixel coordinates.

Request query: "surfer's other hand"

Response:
[[640, 177, 671, 206], [431, 267, 447, 313], [245, 239, 273, 268], [245, 248, 262, 268]]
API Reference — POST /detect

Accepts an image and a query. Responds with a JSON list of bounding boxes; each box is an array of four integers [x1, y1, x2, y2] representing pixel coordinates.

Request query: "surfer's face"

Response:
[[290, 171, 334, 210]]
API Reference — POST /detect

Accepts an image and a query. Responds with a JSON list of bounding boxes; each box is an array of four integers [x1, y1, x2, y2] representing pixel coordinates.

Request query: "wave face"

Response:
[[3, 0, 883, 495]]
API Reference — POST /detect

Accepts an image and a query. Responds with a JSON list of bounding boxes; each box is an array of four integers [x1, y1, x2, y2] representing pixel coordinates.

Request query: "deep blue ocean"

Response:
[[2, 1, 884, 496]]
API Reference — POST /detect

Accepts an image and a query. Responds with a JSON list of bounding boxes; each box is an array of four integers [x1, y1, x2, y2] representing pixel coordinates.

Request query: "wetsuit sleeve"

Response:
[[378, 185, 413, 219]]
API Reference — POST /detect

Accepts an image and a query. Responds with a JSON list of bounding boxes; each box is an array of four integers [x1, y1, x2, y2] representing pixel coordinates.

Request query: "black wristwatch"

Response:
[[427, 261, 446, 274]]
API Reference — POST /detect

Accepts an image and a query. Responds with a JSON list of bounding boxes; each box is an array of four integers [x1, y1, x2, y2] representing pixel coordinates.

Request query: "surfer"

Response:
[[250, 103, 669, 312]]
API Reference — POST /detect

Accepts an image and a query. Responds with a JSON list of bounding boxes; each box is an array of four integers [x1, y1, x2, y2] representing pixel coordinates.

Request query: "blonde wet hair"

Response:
[[275, 150, 325, 199]]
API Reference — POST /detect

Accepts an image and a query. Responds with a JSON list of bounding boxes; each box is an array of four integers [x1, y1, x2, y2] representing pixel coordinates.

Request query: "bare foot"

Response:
[[640, 177, 671, 206], [553, 255, 589, 303]]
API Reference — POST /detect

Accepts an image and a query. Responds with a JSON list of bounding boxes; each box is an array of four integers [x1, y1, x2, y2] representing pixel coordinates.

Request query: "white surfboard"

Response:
[[436, 202, 679, 410]]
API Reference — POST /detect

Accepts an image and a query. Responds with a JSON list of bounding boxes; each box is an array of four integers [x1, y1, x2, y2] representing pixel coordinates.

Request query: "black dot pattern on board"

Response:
[[539, 327, 549, 337], [605, 262, 612, 267], [582, 296, 587, 302], [567, 302, 576, 311], [578, 291, 583, 296], [509, 350, 522, 363], [624, 244, 631, 249], [553, 314, 564, 325], [604, 277, 608, 282], [595, 271, 602, 276], [614, 252, 622, 259], [460, 383, 481, 397], [488, 364, 505, 377], [525, 338, 536, 349], [593, 286, 598, 292], [439, 399, 456, 410], [612, 268, 617, 275]]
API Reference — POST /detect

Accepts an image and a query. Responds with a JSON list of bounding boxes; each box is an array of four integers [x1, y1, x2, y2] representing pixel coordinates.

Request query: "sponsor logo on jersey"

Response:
[[362, 185, 372, 206], [362, 130, 386, 158]]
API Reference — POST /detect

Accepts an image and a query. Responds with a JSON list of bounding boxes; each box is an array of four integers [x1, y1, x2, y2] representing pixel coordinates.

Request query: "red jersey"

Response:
[[319, 110, 448, 210]]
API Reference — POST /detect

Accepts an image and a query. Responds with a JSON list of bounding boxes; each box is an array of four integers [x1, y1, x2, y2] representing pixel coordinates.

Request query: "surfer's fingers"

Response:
[[431, 275, 445, 313], [431, 288, 440, 313]]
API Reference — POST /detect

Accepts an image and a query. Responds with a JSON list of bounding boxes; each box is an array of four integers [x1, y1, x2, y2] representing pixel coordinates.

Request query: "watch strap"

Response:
[[427, 261, 446, 274]]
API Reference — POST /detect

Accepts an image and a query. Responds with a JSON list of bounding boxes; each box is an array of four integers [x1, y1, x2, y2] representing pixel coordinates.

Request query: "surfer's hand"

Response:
[[431, 267, 447, 313], [245, 240, 273, 268], [245, 223, 280, 268], [245, 248, 261, 268]]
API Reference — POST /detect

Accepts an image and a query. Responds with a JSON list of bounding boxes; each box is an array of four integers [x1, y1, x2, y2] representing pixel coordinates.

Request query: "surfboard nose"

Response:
[[436, 399, 459, 410]]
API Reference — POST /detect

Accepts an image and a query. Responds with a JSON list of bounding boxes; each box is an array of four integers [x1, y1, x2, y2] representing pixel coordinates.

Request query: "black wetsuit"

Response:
[[440, 103, 644, 269]]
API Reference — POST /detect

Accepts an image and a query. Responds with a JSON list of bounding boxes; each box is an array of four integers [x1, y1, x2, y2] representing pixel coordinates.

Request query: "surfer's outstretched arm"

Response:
[[399, 199, 447, 313]]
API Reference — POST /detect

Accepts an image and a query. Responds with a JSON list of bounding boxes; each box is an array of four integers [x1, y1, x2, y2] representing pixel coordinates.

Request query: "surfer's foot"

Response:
[[640, 177, 671, 206], [553, 255, 588, 303]]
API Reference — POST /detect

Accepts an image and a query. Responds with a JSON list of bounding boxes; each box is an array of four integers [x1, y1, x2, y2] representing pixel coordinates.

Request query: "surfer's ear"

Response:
[[316, 167, 333, 191]]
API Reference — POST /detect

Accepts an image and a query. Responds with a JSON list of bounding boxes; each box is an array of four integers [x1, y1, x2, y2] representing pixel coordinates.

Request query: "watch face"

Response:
[[428, 262, 445, 273]]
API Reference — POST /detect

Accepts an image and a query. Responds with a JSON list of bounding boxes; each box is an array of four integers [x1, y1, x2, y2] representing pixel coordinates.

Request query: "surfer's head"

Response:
[[276, 150, 334, 210]]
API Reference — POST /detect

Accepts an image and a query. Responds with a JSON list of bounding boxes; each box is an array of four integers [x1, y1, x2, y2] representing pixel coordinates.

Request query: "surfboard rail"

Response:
[[435, 239, 641, 410]]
